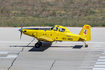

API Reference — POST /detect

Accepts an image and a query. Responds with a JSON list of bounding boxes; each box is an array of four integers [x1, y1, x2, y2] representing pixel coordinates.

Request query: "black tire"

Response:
[[85, 44, 88, 48], [35, 43, 40, 48]]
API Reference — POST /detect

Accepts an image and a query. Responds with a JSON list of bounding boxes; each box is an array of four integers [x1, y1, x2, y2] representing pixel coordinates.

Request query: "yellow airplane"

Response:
[[19, 24, 91, 48]]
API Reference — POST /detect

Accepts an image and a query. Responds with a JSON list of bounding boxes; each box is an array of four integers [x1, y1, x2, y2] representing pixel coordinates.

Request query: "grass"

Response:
[[0, 0, 105, 27], [0, 16, 105, 27]]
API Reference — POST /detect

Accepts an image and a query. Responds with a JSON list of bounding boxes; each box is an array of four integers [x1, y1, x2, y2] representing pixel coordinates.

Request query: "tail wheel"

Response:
[[85, 44, 88, 48], [84, 41, 88, 48]]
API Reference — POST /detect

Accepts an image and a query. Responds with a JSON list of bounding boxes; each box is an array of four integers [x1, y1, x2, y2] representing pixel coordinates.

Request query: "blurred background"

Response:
[[0, 0, 105, 27]]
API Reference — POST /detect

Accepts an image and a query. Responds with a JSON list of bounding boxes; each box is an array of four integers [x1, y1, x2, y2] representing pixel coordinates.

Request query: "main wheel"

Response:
[[85, 44, 88, 48], [35, 43, 40, 48]]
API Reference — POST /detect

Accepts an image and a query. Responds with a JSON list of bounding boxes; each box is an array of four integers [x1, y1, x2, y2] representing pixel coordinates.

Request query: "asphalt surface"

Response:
[[0, 27, 105, 70]]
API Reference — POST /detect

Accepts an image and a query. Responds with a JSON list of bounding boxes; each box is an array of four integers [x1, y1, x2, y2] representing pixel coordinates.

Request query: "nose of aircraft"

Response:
[[19, 29, 22, 32]]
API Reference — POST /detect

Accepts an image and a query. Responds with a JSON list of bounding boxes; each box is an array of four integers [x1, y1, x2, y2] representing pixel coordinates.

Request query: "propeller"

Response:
[[19, 27, 23, 40]]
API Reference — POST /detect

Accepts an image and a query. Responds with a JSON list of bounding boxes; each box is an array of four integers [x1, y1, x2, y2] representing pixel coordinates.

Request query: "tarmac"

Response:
[[0, 27, 105, 70]]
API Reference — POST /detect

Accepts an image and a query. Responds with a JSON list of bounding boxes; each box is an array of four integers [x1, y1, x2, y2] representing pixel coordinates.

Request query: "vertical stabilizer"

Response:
[[79, 25, 91, 41]]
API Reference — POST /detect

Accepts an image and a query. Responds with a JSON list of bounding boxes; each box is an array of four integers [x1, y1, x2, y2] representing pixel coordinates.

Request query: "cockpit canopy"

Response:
[[51, 25, 71, 33]]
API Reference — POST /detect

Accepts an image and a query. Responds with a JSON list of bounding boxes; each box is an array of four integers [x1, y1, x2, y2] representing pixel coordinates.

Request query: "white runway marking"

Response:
[[93, 50, 105, 70], [0, 51, 18, 58], [0, 52, 8, 54], [97, 59, 105, 61], [96, 62, 105, 64], [99, 56, 105, 58], [94, 65, 105, 67], [0, 51, 19, 54], [7, 55, 18, 58], [93, 68, 105, 70], [0, 55, 17, 58], [101, 53, 105, 54]]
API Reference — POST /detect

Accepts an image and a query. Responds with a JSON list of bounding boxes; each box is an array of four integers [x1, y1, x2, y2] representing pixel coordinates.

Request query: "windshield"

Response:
[[54, 27, 58, 31], [59, 28, 65, 32], [51, 26, 54, 30]]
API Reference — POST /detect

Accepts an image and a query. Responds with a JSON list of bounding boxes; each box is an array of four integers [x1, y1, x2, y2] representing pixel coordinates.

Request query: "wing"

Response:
[[38, 36, 54, 42]]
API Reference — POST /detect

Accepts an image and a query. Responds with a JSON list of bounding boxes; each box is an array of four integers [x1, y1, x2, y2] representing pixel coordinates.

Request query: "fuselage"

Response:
[[21, 25, 81, 42]]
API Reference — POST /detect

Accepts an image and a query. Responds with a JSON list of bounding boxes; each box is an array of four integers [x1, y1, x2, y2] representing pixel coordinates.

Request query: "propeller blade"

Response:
[[19, 27, 23, 40], [20, 31, 22, 40]]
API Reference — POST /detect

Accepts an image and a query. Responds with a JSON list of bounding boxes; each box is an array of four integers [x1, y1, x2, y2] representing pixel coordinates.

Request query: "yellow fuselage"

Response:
[[22, 25, 82, 42]]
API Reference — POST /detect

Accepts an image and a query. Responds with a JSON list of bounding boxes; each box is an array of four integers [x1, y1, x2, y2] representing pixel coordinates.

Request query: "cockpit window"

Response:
[[54, 27, 58, 31], [51, 26, 54, 30], [59, 28, 65, 32]]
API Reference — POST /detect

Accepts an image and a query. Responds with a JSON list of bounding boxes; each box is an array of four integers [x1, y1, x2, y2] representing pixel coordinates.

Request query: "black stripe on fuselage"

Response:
[[23, 28, 50, 30]]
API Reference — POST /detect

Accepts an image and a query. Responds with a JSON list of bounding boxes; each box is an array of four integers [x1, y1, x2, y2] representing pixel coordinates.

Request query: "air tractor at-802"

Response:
[[19, 25, 91, 48]]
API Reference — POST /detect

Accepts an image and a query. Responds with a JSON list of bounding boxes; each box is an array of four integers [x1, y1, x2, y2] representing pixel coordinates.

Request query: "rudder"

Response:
[[79, 25, 91, 41]]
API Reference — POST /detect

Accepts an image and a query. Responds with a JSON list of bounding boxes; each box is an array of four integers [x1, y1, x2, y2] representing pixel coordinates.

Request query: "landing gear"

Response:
[[84, 41, 88, 48], [35, 41, 42, 48], [85, 44, 88, 48]]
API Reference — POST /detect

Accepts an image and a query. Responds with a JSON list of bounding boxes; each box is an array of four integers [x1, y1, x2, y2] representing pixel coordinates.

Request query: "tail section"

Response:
[[79, 25, 91, 41]]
